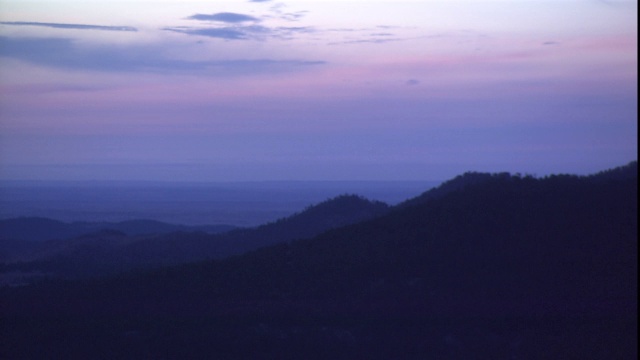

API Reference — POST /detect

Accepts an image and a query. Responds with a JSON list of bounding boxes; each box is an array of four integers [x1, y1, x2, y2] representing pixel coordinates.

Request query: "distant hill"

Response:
[[1, 194, 390, 276], [1, 162, 636, 359], [173, 194, 391, 259], [0, 217, 81, 242], [0, 217, 236, 268], [0, 217, 236, 242]]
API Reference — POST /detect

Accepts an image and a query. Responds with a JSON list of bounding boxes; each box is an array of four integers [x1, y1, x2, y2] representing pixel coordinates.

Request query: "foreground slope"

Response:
[[1, 163, 637, 359]]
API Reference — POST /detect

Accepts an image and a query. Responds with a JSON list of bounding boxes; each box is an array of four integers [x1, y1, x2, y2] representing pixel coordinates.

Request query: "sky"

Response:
[[0, 0, 637, 181]]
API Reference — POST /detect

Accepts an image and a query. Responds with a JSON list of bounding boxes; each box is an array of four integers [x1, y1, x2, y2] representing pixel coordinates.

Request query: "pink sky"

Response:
[[0, 0, 637, 181]]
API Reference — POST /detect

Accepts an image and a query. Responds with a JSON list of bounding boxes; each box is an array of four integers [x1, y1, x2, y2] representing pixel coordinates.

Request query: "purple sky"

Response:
[[0, 0, 637, 181]]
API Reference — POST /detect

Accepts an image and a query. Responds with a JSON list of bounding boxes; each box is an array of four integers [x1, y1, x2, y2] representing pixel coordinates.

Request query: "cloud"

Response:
[[0, 36, 326, 75], [164, 25, 314, 41], [164, 27, 249, 40], [249, 0, 272, 2], [264, 3, 308, 22], [278, 11, 308, 22], [406, 79, 420, 86], [0, 21, 137, 32], [187, 12, 259, 23], [273, 26, 315, 38]]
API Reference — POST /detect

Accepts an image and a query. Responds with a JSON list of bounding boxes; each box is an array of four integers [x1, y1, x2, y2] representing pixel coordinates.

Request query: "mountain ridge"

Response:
[[1, 194, 390, 277], [0, 217, 237, 242], [1, 162, 636, 359]]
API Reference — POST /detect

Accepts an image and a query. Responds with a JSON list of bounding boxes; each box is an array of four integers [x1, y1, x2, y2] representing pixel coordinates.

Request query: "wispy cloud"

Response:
[[164, 25, 314, 41], [0, 21, 137, 32], [178, 7, 406, 45], [187, 12, 259, 23], [0, 36, 325, 75], [164, 26, 250, 40], [277, 10, 308, 22], [175, 10, 313, 41], [272, 26, 315, 39], [265, 3, 308, 22]]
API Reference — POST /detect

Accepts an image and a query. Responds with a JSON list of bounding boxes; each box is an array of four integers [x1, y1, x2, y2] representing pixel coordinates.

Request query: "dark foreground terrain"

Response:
[[1, 162, 637, 359]]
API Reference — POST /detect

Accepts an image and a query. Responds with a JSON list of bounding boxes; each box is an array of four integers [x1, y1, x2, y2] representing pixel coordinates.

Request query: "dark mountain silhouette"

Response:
[[398, 171, 510, 208], [587, 160, 637, 181], [399, 160, 637, 209], [0, 217, 235, 269], [145, 194, 390, 261], [1, 194, 390, 277], [0, 217, 236, 242], [1, 163, 636, 359]]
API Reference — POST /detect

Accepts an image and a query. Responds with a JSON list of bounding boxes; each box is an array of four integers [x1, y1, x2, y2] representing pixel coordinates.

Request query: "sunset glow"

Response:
[[0, 0, 637, 181]]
